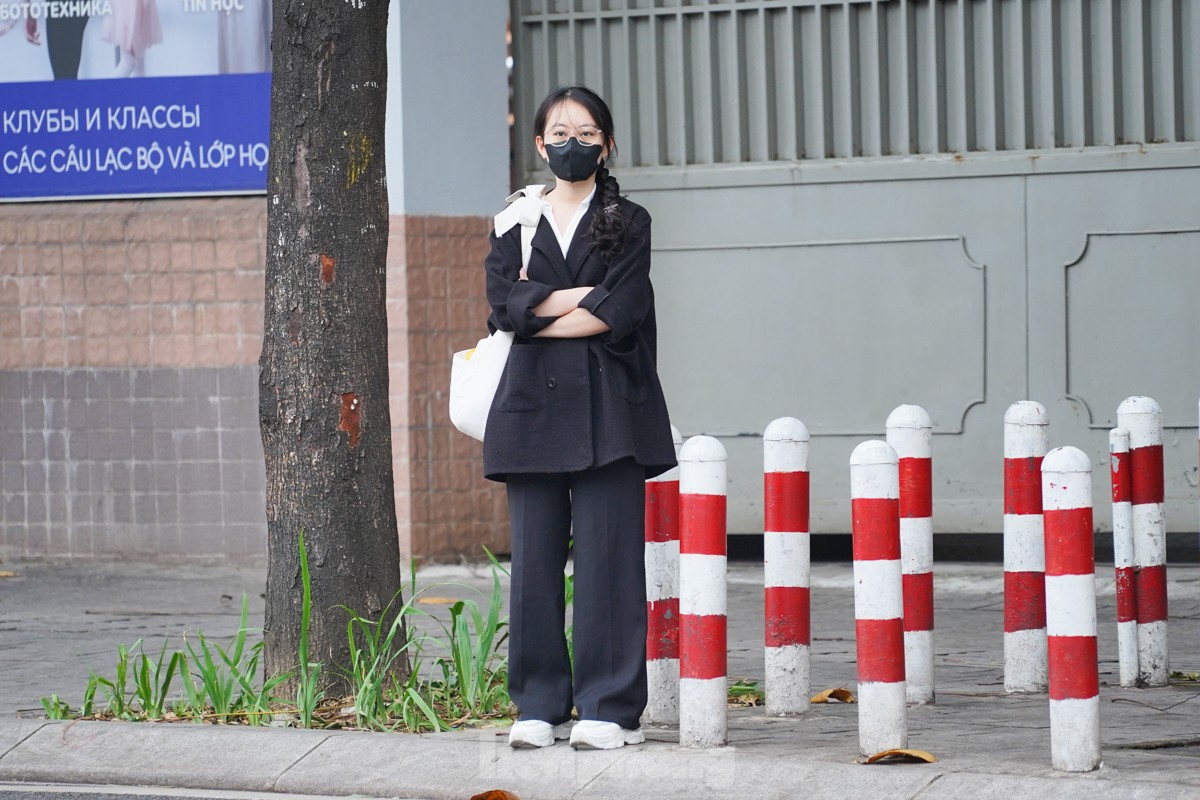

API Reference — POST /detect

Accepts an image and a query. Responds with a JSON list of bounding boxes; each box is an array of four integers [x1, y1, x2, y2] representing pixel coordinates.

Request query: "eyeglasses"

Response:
[[542, 126, 603, 144]]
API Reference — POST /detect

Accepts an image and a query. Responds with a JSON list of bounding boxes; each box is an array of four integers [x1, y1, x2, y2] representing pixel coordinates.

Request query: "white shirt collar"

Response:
[[541, 186, 596, 258]]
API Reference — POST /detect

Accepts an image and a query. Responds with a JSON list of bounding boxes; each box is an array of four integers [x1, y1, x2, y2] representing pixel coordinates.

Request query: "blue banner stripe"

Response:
[[0, 73, 270, 200]]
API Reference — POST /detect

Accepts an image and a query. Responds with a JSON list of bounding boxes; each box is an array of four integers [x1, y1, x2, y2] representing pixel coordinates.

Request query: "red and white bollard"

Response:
[[851, 440, 907, 756], [1042, 446, 1101, 773], [678, 435, 728, 748], [1117, 396, 1169, 687], [763, 417, 810, 716], [1110, 428, 1138, 688], [1003, 401, 1049, 693], [644, 424, 683, 725], [886, 405, 934, 705]]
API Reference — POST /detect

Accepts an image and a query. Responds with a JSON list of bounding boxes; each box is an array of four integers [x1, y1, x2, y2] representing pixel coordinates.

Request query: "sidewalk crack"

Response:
[[571, 751, 628, 798], [270, 733, 335, 790], [907, 772, 943, 799], [0, 721, 54, 764]]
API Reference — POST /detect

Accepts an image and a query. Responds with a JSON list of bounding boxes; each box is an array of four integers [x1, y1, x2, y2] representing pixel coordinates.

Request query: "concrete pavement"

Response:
[[2, 559, 1200, 799]]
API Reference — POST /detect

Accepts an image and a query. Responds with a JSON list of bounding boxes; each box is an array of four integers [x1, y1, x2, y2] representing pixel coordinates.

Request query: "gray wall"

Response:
[[387, 0, 511, 216], [512, 0, 1200, 535], [0, 368, 265, 560]]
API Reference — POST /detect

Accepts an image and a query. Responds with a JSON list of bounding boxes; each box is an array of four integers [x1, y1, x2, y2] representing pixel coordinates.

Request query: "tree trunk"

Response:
[[260, 0, 404, 695]]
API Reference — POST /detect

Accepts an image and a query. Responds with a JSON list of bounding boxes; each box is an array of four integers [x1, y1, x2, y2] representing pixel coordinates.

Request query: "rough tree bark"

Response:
[[260, 0, 404, 693]]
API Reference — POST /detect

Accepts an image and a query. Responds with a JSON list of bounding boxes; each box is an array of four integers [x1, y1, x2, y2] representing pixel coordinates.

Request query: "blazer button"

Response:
[[547, 378, 557, 389]]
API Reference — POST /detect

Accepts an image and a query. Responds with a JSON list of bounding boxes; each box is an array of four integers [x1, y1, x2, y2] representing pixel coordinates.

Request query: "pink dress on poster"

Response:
[[102, 0, 163, 58]]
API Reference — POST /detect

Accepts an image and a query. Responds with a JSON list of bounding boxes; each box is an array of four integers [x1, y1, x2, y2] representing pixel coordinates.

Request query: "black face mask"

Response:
[[545, 137, 603, 182]]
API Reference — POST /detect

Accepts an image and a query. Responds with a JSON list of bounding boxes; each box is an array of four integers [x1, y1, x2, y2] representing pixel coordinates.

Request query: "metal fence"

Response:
[[512, 0, 1200, 172]]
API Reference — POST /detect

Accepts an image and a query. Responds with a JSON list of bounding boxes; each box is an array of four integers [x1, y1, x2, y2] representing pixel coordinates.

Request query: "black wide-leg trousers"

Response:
[[506, 457, 648, 730]]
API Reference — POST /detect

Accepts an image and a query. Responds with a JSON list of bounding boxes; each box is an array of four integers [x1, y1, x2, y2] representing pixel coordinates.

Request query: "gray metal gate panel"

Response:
[[641, 157, 1200, 535], [1027, 166, 1200, 532], [645, 173, 1028, 536]]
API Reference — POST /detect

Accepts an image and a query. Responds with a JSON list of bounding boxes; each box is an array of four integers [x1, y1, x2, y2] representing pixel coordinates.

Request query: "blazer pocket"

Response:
[[493, 344, 547, 412], [603, 335, 649, 404]]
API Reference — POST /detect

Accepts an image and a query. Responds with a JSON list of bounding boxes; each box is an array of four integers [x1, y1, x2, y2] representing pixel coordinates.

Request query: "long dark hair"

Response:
[[533, 86, 627, 261]]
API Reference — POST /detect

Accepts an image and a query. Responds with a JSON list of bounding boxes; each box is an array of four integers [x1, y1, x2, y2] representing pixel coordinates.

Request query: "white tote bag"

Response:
[[449, 187, 544, 441], [449, 328, 515, 441]]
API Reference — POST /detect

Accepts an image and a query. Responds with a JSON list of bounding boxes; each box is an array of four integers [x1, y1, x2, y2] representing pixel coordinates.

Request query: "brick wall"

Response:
[[390, 215, 509, 562], [0, 198, 508, 564], [0, 200, 264, 372]]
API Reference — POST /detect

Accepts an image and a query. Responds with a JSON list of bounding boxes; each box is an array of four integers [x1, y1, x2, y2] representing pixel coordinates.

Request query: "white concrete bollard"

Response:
[[851, 440, 907, 756], [1003, 401, 1049, 693], [1042, 446, 1101, 773], [644, 424, 683, 725], [763, 417, 811, 716], [886, 405, 934, 705], [1109, 428, 1138, 689], [1117, 396, 1169, 687], [679, 435, 728, 748]]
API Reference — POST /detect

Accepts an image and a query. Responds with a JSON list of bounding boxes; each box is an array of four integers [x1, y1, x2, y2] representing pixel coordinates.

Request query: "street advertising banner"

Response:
[[0, 0, 271, 201]]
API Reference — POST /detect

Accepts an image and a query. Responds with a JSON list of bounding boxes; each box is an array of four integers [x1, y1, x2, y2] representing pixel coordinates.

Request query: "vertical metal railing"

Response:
[[511, 0, 1200, 176]]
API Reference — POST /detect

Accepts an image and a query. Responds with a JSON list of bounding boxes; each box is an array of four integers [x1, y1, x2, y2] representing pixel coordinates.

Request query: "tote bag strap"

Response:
[[495, 184, 544, 280], [495, 184, 546, 237], [519, 222, 535, 280]]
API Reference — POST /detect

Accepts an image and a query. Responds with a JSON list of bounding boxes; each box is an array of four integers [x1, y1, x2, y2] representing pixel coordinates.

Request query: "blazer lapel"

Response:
[[530, 218, 573, 286], [565, 204, 599, 280]]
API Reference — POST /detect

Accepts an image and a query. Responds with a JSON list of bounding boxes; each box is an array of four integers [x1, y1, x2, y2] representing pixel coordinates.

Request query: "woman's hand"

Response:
[[532, 286, 593, 318], [533, 307, 609, 338]]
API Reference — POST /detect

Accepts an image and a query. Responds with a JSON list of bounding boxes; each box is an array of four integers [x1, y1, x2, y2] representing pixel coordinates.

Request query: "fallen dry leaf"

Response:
[[860, 748, 938, 765], [810, 687, 856, 704], [417, 596, 460, 605], [470, 791, 521, 800]]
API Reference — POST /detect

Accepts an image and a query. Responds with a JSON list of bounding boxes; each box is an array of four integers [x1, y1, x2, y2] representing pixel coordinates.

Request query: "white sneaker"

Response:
[[508, 719, 574, 748], [569, 720, 645, 750]]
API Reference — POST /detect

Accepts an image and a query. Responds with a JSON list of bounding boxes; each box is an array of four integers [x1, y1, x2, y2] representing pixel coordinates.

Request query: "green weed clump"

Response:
[[40, 540, 515, 733], [333, 548, 513, 733], [40, 694, 71, 720], [49, 594, 290, 725], [183, 592, 290, 724]]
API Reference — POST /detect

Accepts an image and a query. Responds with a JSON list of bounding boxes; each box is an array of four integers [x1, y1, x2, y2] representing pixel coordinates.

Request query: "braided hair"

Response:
[[533, 86, 629, 262], [589, 162, 627, 261]]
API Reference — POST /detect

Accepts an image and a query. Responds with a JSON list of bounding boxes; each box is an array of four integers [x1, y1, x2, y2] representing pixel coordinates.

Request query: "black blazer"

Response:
[[482, 195, 677, 481]]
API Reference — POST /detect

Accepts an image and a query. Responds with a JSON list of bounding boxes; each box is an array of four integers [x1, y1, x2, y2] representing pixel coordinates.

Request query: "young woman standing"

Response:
[[483, 86, 676, 750]]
